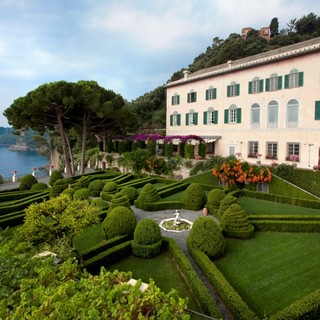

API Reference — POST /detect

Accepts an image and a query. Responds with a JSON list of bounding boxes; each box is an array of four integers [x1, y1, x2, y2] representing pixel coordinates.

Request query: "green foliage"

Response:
[[132, 218, 162, 258], [61, 187, 76, 198], [106, 140, 114, 153], [88, 179, 105, 197], [217, 194, 237, 219], [108, 192, 131, 211], [179, 142, 185, 158], [272, 163, 295, 180], [30, 182, 48, 191], [102, 206, 136, 240], [146, 156, 169, 176], [131, 140, 143, 151], [221, 204, 254, 239], [103, 181, 118, 193], [119, 186, 139, 204], [187, 216, 225, 259], [0, 175, 4, 184], [182, 183, 207, 210], [73, 188, 89, 200], [198, 143, 206, 159], [19, 174, 38, 191], [147, 140, 156, 155], [165, 143, 173, 157], [136, 183, 160, 206], [206, 188, 225, 215], [123, 148, 149, 175], [49, 170, 64, 186], [75, 175, 91, 188], [90, 198, 109, 210], [118, 140, 129, 154], [184, 144, 194, 159]]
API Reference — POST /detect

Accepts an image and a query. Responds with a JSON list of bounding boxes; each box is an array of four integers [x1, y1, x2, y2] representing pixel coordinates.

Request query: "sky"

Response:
[[0, 0, 319, 127]]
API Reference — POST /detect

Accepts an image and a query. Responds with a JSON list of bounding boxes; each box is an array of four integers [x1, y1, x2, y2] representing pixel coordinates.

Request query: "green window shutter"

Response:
[[214, 110, 218, 124], [194, 112, 198, 125], [213, 88, 217, 99], [171, 96, 174, 105], [227, 85, 230, 97], [187, 93, 190, 103], [248, 81, 252, 94], [203, 111, 207, 124], [299, 72, 304, 87], [278, 76, 282, 90], [266, 78, 270, 91], [224, 109, 229, 123], [236, 84, 240, 96], [177, 114, 181, 126], [259, 79, 264, 92], [237, 108, 242, 123], [186, 113, 189, 126], [170, 115, 173, 126], [177, 95, 180, 104], [205, 90, 209, 100], [194, 92, 197, 102], [284, 74, 289, 88], [315, 101, 320, 120]]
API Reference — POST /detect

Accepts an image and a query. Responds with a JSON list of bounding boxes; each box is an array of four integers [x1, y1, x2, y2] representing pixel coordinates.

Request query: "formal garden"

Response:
[[1, 155, 320, 319]]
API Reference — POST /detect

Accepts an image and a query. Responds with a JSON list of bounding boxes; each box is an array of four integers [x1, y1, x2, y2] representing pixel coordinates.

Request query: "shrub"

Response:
[[61, 187, 76, 198], [119, 186, 139, 204], [100, 191, 113, 201], [75, 176, 90, 188], [118, 140, 129, 154], [136, 183, 160, 204], [187, 216, 225, 259], [206, 188, 225, 215], [103, 181, 118, 193], [131, 218, 162, 258], [182, 183, 207, 210], [165, 143, 173, 158], [49, 170, 64, 186], [185, 144, 194, 159], [30, 182, 48, 191], [88, 180, 105, 197], [106, 140, 114, 153], [179, 142, 185, 158], [147, 141, 156, 156], [19, 174, 38, 191], [101, 206, 136, 240], [0, 175, 4, 184], [221, 204, 254, 239], [108, 193, 131, 211], [198, 143, 206, 159], [217, 194, 237, 219], [73, 188, 90, 200], [90, 198, 109, 210], [132, 141, 143, 151]]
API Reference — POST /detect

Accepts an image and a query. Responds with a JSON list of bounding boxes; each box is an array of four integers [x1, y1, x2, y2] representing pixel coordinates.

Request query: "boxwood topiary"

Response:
[[131, 218, 162, 258], [30, 182, 48, 191], [187, 216, 225, 259], [136, 183, 160, 204], [61, 187, 76, 199], [19, 174, 38, 191], [49, 170, 64, 186], [182, 183, 207, 210], [101, 206, 136, 240], [221, 204, 254, 239], [119, 186, 139, 204], [206, 188, 225, 215], [75, 175, 91, 188], [90, 198, 109, 210], [88, 179, 105, 197], [73, 188, 90, 200], [108, 193, 131, 211], [217, 194, 237, 219], [103, 181, 118, 193]]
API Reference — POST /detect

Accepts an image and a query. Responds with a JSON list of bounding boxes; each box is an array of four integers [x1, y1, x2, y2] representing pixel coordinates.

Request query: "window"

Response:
[[267, 100, 278, 128], [187, 91, 197, 103], [287, 99, 299, 128], [206, 87, 217, 100], [250, 103, 260, 128], [227, 82, 240, 97], [266, 73, 282, 91], [224, 104, 241, 124], [203, 107, 218, 125], [171, 94, 180, 105], [248, 141, 259, 158], [186, 109, 198, 125], [248, 77, 263, 94], [170, 111, 181, 126], [257, 182, 269, 193], [315, 101, 320, 120], [229, 146, 235, 156], [284, 69, 304, 89], [266, 142, 278, 159], [287, 143, 300, 161]]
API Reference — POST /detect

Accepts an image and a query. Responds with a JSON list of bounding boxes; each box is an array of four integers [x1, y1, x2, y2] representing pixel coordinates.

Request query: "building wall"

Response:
[[166, 38, 320, 169]]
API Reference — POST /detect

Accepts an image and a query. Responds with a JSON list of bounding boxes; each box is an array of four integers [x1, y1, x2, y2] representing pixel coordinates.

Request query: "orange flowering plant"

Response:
[[212, 159, 272, 188]]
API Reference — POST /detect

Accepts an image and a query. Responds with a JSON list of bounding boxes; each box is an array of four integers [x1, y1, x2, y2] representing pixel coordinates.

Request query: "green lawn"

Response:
[[74, 223, 103, 253], [214, 232, 320, 318], [108, 252, 201, 312], [238, 197, 320, 216]]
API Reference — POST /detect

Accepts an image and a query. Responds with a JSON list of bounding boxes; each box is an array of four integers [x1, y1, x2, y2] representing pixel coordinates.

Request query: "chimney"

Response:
[[183, 70, 190, 79]]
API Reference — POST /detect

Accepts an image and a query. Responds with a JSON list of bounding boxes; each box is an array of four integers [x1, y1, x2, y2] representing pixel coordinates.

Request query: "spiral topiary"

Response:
[[187, 216, 225, 259], [221, 204, 254, 239], [73, 188, 90, 200], [108, 192, 131, 212], [75, 176, 90, 188], [30, 182, 48, 191], [206, 188, 225, 215], [119, 186, 139, 205], [90, 198, 109, 210], [101, 206, 136, 240], [182, 183, 207, 210], [135, 183, 160, 207], [49, 170, 64, 186], [217, 194, 237, 219], [88, 179, 105, 197], [103, 181, 118, 193], [131, 218, 162, 258], [19, 174, 38, 191]]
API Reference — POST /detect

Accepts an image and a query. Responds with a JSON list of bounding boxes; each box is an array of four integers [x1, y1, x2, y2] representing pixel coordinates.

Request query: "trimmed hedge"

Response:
[[100, 191, 114, 202], [49, 170, 64, 186], [103, 181, 118, 193], [73, 188, 90, 200], [119, 186, 139, 205], [88, 180, 105, 197], [158, 182, 190, 199], [19, 174, 38, 191], [108, 193, 131, 211], [187, 246, 259, 320], [134, 200, 184, 211], [135, 183, 160, 209], [182, 183, 207, 210], [206, 188, 225, 215], [0, 190, 42, 202], [217, 194, 237, 219], [30, 182, 48, 191]]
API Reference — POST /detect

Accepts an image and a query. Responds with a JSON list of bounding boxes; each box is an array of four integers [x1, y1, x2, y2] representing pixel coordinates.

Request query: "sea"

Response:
[[0, 145, 49, 180]]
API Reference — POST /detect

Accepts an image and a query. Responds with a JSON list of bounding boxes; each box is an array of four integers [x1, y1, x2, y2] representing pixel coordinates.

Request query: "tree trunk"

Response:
[[80, 113, 89, 175], [65, 131, 75, 175]]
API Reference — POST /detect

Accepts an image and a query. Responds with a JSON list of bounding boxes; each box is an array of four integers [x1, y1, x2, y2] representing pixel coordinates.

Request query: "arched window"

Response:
[[267, 100, 278, 128], [229, 104, 237, 123], [188, 109, 196, 125], [207, 107, 215, 124], [251, 103, 260, 128], [287, 99, 299, 128], [269, 73, 279, 91], [257, 182, 269, 193], [289, 69, 299, 88], [173, 111, 179, 126]]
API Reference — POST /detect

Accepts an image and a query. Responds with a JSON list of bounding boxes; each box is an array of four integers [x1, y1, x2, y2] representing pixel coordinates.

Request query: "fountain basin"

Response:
[[159, 218, 193, 232]]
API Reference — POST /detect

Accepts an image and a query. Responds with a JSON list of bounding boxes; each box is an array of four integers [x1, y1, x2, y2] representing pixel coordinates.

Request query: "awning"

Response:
[[201, 136, 221, 143]]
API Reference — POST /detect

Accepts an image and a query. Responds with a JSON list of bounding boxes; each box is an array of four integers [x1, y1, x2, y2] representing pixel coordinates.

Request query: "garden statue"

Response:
[[174, 210, 181, 226]]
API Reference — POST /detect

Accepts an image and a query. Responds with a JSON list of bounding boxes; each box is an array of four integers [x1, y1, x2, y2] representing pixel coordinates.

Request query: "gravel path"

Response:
[[132, 207, 233, 320]]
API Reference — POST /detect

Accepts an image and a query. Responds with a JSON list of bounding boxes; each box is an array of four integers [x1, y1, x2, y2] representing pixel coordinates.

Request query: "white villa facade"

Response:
[[166, 37, 320, 169]]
